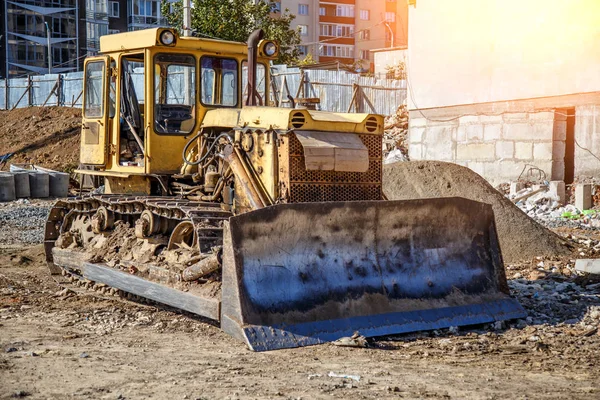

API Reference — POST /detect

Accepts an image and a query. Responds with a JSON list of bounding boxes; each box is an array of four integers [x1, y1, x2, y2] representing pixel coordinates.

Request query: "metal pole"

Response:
[[182, 0, 192, 37], [44, 21, 52, 74], [385, 22, 394, 48]]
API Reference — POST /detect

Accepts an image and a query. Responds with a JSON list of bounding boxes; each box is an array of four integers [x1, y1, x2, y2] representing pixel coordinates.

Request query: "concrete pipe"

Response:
[[47, 171, 69, 197], [0, 173, 16, 202], [12, 171, 31, 198], [29, 172, 49, 198]]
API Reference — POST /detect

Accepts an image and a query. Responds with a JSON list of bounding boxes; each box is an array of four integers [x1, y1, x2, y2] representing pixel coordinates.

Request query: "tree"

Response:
[[161, 0, 301, 65]]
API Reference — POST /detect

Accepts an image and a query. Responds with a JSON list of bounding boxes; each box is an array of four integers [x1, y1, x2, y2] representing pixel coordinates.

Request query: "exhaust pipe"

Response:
[[245, 29, 264, 107]]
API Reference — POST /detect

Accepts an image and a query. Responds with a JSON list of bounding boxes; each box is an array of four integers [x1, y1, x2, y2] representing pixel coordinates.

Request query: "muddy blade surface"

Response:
[[221, 198, 525, 351]]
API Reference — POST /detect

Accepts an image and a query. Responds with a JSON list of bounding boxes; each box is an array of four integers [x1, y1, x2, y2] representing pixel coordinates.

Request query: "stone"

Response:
[[483, 124, 502, 141], [548, 181, 566, 204], [515, 142, 533, 160], [533, 142, 553, 161], [409, 127, 425, 143], [458, 115, 479, 124], [510, 182, 524, 196], [495, 141, 514, 159], [409, 117, 427, 127], [575, 184, 592, 211], [575, 259, 600, 275], [409, 143, 423, 159], [528, 270, 546, 281], [456, 143, 494, 160]]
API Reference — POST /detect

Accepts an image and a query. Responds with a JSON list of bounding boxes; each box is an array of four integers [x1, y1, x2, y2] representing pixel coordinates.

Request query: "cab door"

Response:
[[80, 56, 110, 165]]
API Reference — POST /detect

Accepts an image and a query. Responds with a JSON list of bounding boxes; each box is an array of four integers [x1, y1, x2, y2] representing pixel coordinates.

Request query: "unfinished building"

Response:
[[406, 0, 600, 185]]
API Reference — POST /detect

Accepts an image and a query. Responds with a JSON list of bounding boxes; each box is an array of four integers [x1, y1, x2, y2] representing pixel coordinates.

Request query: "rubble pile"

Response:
[[383, 104, 409, 163], [512, 185, 600, 230]]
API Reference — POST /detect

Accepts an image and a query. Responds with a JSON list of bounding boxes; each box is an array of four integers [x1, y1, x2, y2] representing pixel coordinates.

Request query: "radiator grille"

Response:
[[286, 132, 382, 203], [289, 183, 381, 203]]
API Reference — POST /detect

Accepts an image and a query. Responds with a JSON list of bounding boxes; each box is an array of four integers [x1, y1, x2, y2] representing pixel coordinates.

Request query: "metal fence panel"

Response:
[[8, 78, 29, 110], [1, 65, 406, 115], [0, 80, 5, 110], [61, 72, 84, 107]]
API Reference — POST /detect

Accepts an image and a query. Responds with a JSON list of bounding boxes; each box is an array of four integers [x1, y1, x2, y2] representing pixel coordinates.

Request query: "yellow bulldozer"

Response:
[[45, 28, 524, 351]]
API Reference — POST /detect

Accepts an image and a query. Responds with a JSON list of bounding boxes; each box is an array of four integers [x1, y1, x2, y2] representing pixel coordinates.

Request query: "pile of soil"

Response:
[[0, 106, 81, 172], [383, 160, 572, 263]]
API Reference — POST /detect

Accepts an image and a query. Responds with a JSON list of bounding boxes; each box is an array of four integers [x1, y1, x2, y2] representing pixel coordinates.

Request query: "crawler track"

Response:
[[44, 195, 232, 313]]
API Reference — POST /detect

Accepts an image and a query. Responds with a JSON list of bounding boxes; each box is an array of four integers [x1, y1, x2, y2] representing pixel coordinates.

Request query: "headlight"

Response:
[[263, 41, 278, 57], [160, 31, 175, 45]]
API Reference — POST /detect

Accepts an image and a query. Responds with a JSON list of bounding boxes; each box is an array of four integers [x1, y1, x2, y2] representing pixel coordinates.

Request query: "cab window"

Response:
[[84, 61, 105, 118], [154, 53, 196, 134], [200, 57, 238, 107]]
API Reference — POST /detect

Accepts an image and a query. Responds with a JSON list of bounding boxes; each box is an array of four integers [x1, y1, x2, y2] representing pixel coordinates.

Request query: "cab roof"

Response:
[[99, 28, 249, 56]]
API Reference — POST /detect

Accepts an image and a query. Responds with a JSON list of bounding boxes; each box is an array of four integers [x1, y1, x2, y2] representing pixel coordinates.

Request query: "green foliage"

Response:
[[385, 61, 407, 80], [296, 53, 317, 66], [161, 0, 301, 65]]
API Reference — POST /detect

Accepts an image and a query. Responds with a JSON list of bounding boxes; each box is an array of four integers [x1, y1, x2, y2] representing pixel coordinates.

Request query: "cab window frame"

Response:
[[152, 52, 198, 136], [199, 55, 240, 108]]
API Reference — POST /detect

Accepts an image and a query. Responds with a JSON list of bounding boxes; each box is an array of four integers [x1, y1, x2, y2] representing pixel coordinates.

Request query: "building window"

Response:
[[359, 9, 369, 20], [359, 29, 370, 40], [109, 1, 119, 17], [360, 50, 370, 60], [385, 12, 396, 22], [336, 5, 354, 17], [298, 24, 308, 36], [298, 4, 308, 15], [320, 24, 354, 37], [319, 6, 325, 16], [108, 29, 120, 34], [270, 2, 281, 13], [298, 45, 307, 56], [319, 45, 353, 58]]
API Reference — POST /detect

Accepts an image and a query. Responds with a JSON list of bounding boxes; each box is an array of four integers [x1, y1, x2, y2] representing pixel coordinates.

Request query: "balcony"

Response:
[[129, 15, 167, 27], [86, 10, 109, 22]]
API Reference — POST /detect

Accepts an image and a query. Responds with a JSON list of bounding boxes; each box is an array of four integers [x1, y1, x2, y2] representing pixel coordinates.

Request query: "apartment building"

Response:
[[273, 0, 408, 69], [1, 0, 166, 78]]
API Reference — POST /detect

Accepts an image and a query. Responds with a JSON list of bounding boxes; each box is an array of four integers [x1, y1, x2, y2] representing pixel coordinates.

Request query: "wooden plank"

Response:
[[52, 248, 221, 320], [81, 262, 221, 320]]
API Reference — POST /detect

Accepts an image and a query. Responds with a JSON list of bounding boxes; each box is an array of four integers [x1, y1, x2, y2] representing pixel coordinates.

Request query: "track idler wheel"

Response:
[[135, 210, 160, 239], [91, 206, 115, 234]]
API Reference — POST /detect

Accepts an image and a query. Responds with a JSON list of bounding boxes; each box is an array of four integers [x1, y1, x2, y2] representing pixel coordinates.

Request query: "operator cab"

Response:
[[79, 28, 278, 192]]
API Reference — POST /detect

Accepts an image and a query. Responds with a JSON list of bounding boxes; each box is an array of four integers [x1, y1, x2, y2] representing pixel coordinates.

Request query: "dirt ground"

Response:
[[0, 109, 599, 399], [1, 244, 599, 400], [0, 107, 81, 172]]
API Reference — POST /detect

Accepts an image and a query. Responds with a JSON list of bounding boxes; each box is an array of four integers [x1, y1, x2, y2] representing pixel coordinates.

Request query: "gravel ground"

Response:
[[0, 199, 54, 246]]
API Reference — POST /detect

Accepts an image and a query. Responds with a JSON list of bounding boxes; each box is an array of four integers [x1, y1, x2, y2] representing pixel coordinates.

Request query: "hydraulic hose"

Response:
[[182, 131, 232, 166]]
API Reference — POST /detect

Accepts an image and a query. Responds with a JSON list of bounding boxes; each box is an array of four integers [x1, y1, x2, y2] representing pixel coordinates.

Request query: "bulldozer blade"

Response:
[[220, 198, 525, 351]]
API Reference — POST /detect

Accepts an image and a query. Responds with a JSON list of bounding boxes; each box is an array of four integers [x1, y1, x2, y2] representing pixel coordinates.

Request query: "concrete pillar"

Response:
[[575, 184, 592, 210], [0, 173, 16, 202], [47, 171, 69, 198], [509, 181, 524, 196], [549, 181, 566, 204], [13, 171, 31, 198], [29, 172, 49, 198]]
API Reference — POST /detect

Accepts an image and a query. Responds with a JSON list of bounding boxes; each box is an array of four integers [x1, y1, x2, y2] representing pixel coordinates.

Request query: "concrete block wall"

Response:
[[409, 111, 563, 185], [574, 105, 600, 177]]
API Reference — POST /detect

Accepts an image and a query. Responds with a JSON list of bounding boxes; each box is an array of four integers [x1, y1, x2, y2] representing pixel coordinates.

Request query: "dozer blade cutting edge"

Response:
[[220, 197, 526, 351]]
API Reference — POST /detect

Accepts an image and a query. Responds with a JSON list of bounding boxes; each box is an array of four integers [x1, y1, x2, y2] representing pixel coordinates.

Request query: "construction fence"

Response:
[[0, 66, 406, 115]]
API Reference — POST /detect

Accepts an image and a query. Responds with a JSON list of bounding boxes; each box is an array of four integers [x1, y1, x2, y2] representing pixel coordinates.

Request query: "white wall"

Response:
[[407, 0, 600, 110]]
